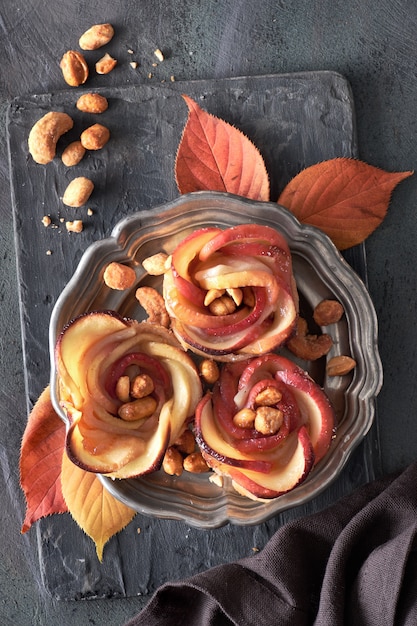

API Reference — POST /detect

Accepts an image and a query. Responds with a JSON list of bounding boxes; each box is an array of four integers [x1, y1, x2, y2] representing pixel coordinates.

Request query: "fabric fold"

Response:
[[125, 461, 417, 626]]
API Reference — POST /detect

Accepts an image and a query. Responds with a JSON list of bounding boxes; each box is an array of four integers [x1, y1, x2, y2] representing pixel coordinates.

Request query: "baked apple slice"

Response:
[[55, 311, 202, 479], [194, 353, 335, 500], [163, 224, 298, 359]]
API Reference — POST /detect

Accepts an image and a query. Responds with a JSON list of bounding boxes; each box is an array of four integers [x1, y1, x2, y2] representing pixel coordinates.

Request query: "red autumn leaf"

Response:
[[278, 158, 413, 250], [175, 95, 270, 201], [20, 386, 68, 532]]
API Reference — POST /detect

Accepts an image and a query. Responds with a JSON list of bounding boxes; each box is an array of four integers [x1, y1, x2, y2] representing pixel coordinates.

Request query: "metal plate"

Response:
[[50, 191, 383, 528]]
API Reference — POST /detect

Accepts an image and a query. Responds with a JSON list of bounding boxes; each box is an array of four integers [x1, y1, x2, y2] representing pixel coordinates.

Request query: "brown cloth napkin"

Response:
[[125, 462, 417, 625]]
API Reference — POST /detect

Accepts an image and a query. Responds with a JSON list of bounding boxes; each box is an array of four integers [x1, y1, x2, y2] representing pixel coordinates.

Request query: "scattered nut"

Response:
[[287, 317, 333, 361], [162, 446, 183, 476], [118, 396, 157, 421], [103, 261, 136, 290], [76, 93, 109, 114], [95, 53, 117, 74], [255, 387, 283, 407], [199, 359, 220, 385], [41, 215, 51, 227], [28, 111, 74, 164], [233, 408, 256, 429], [66, 219, 83, 233], [142, 252, 169, 276], [61, 141, 86, 166], [79, 23, 114, 50], [313, 300, 344, 326], [173, 429, 196, 455], [80, 123, 110, 150], [154, 48, 164, 62], [62, 177, 94, 207], [135, 286, 170, 327], [254, 406, 283, 435], [60, 50, 89, 86], [326, 355, 356, 376], [130, 374, 154, 399], [183, 451, 210, 473]]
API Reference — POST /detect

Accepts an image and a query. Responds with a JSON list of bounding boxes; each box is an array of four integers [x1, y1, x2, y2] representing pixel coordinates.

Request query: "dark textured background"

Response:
[[1, 1, 417, 624]]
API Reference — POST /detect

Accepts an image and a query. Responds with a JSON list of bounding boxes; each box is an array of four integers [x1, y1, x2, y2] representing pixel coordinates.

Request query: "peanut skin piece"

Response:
[[62, 177, 94, 207], [28, 112, 74, 164]]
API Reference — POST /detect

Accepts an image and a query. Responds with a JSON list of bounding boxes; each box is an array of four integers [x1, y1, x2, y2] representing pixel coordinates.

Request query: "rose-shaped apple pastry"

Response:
[[195, 354, 335, 500], [163, 224, 298, 359], [55, 311, 202, 479]]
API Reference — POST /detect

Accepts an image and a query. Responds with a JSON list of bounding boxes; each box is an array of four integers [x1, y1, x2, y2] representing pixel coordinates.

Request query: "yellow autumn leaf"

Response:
[[61, 451, 136, 561]]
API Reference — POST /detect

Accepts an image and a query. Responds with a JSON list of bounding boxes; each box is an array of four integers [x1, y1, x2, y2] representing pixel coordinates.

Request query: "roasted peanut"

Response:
[[62, 177, 94, 207], [199, 359, 220, 385], [103, 262, 136, 290], [135, 286, 170, 327], [183, 451, 210, 473], [255, 387, 283, 407], [28, 111, 74, 164], [80, 123, 110, 150], [209, 295, 236, 316], [162, 446, 183, 476], [65, 220, 83, 233], [79, 23, 114, 50], [226, 288, 243, 306], [233, 407, 256, 429], [130, 374, 154, 399], [204, 289, 225, 306], [287, 317, 333, 361], [254, 406, 283, 435], [173, 429, 196, 455], [95, 53, 117, 74], [61, 140, 86, 166], [76, 93, 109, 114], [242, 286, 255, 308], [142, 252, 169, 276], [60, 50, 89, 86], [313, 300, 344, 326], [115, 375, 131, 403], [326, 355, 356, 376], [118, 396, 157, 421]]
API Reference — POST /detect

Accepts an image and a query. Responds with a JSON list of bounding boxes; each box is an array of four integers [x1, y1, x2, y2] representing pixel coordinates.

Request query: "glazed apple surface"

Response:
[[162, 224, 298, 359], [194, 353, 335, 499], [55, 311, 202, 479]]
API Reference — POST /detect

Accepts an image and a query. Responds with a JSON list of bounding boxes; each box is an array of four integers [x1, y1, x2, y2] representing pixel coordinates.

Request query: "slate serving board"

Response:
[[7, 71, 381, 600]]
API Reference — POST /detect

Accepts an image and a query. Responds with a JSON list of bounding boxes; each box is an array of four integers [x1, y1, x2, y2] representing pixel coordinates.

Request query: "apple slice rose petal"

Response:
[[194, 353, 335, 500], [55, 311, 202, 479], [163, 224, 299, 360]]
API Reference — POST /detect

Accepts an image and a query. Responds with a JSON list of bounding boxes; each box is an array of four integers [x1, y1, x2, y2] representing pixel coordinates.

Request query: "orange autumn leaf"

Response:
[[175, 94, 270, 201], [20, 386, 68, 532], [61, 451, 136, 561], [278, 158, 413, 250]]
